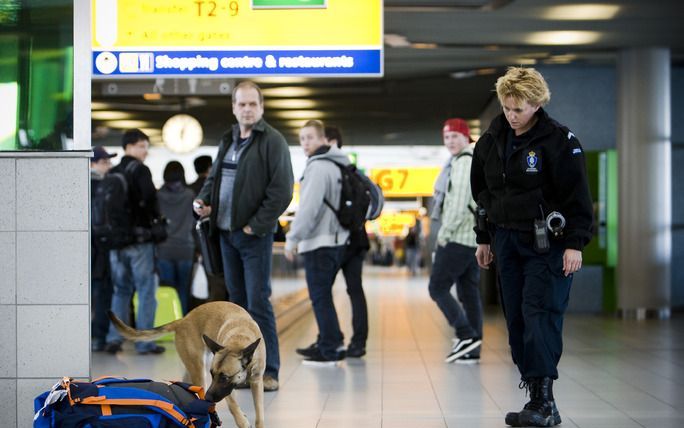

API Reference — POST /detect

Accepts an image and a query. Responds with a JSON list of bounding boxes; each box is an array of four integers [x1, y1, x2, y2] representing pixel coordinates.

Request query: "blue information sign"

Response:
[[93, 49, 382, 77]]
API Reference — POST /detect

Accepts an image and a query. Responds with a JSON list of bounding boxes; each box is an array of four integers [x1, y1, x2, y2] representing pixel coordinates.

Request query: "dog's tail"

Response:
[[107, 310, 180, 341]]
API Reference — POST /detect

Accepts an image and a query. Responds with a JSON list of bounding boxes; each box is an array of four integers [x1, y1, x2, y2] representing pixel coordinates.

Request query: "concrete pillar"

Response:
[[0, 152, 92, 426], [617, 48, 671, 319]]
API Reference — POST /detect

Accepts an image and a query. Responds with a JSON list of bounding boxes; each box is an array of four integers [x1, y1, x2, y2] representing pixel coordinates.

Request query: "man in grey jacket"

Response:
[[285, 120, 350, 364], [194, 81, 294, 390]]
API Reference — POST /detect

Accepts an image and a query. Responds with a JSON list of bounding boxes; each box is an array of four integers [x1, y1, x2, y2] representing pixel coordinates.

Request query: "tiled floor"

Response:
[[92, 267, 684, 428]]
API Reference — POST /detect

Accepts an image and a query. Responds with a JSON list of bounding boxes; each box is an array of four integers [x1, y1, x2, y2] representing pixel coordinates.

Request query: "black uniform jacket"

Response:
[[470, 108, 593, 251]]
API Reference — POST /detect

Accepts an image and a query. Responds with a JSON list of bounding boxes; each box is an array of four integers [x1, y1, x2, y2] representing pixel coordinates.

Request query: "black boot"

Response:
[[505, 377, 561, 427], [504, 380, 532, 426]]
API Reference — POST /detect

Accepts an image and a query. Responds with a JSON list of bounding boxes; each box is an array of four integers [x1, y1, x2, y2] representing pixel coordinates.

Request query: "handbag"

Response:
[[191, 261, 210, 299], [195, 217, 223, 275]]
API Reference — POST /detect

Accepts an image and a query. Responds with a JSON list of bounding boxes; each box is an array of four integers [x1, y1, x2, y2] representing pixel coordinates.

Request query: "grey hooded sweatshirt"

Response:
[[285, 145, 351, 254]]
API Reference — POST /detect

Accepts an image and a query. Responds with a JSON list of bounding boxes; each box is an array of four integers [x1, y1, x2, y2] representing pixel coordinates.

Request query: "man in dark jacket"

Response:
[[471, 67, 593, 427], [105, 129, 165, 355], [90, 146, 116, 352], [194, 81, 294, 391]]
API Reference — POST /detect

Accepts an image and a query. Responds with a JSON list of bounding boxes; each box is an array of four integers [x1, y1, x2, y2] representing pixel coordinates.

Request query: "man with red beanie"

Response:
[[429, 118, 483, 364]]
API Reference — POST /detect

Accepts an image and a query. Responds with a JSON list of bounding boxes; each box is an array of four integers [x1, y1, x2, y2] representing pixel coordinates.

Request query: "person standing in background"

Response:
[[106, 129, 165, 355], [157, 161, 196, 314], [90, 146, 117, 352], [404, 222, 420, 275], [296, 125, 369, 359], [285, 120, 349, 364], [428, 118, 483, 364], [190, 155, 212, 195]]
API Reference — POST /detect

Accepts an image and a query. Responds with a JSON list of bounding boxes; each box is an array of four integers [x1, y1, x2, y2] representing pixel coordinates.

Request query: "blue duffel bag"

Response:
[[33, 377, 221, 427]]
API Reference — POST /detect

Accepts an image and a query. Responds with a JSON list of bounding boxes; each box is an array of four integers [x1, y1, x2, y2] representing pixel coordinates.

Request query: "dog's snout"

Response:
[[205, 385, 233, 403], [205, 390, 219, 403]]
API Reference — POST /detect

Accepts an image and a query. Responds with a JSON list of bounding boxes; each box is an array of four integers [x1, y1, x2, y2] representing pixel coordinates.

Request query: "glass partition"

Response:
[[0, 0, 74, 150]]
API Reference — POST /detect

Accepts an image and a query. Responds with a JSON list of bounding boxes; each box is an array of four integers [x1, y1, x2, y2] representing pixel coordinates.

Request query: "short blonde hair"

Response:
[[495, 67, 551, 107], [302, 119, 325, 137]]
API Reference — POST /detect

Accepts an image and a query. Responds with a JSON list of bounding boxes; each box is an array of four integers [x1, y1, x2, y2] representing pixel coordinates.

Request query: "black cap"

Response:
[[91, 146, 117, 162]]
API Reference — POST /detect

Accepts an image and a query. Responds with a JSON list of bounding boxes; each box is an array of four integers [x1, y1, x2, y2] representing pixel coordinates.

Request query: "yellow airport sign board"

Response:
[[372, 211, 417, 237], [370, 167, 441, 197], [92, 0, 382, 77]]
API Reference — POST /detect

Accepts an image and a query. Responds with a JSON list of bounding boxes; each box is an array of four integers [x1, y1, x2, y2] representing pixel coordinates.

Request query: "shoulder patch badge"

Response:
[[567, 131, 575, 140], [572, 148, 582, 155]]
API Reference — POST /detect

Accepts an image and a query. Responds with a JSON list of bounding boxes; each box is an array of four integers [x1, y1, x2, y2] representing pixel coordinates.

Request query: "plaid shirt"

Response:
[[437, 146, 477, 248]]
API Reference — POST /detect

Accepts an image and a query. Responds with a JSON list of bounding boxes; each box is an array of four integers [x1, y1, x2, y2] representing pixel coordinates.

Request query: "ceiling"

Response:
[[91, 0, 684, 148]]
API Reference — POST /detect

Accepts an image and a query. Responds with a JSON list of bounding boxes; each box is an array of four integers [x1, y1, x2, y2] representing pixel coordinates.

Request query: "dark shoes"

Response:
[[91, 340, 106, 352], [505, 377, 561, 427], [298, 342, 366, 359], [346, 343, 366, 358], [302, 347, 346, 365], [104, 342, 122, 354], [296, 342, 319, 358], [445, 337, 482, 363], [138, 344, 166, 355]]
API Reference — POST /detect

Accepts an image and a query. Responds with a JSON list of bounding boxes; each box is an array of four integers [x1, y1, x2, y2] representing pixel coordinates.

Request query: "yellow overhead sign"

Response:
[[92, 0, 383, 77], [372, 211, 417, 237], [93, 0, 380, 48], [370, 167, 441, 197]]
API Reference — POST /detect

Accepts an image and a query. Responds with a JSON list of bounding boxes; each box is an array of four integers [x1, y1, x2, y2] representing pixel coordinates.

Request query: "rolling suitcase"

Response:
[[195, 217, 223, 276]]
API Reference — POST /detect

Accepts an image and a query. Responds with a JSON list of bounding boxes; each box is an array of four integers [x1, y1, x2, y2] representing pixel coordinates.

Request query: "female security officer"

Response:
[[470, 67, 593, 427]]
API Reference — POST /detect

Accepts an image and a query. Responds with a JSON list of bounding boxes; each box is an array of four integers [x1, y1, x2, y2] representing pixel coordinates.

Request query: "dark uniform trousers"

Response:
[[493, 227, 572, 380]]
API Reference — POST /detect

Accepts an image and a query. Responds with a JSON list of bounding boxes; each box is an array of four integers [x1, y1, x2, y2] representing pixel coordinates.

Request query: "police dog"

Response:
[[108, 301, 266, 428]]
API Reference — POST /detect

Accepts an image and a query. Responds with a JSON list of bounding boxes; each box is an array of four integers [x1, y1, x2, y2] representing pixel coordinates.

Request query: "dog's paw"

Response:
[[235, 414, 251, 428]]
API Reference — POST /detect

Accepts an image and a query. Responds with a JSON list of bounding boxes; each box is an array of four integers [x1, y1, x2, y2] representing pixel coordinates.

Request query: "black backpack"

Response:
[[321, 159, 372, 233], [92, 160, 140, 250]]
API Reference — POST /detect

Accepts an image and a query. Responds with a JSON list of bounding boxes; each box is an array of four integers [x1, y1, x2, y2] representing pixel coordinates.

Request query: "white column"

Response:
[[617, 48, 671, 319]]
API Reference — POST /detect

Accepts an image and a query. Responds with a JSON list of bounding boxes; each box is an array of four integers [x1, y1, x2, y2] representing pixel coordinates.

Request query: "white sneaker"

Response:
[[445, 337, 482, 363]]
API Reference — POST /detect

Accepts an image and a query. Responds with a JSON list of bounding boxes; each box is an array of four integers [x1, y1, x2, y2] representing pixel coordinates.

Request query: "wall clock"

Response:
[[162, 114, 203, 153]]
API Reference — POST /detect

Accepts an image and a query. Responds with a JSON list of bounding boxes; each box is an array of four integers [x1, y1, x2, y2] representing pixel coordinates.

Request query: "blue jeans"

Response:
[[428, 242, 483, 352], [493, 228, 572, 380], [303, 246, 345, 359], [157, 258, 194, 315], [107, 242, 158, 353], [220, 230, 279, 379]]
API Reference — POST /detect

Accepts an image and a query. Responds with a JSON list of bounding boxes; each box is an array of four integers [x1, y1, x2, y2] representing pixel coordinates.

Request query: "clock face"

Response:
[[162, 114, 203, 153]]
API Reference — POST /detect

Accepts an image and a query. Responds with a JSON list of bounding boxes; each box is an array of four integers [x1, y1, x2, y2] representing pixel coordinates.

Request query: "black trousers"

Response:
[[493, 228, 572, 380], [340, 249, 369, 347], [91, 275, 113, 344]]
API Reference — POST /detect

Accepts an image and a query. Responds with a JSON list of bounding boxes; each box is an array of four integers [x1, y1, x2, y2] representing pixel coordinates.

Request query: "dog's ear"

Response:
[[240, 338, 261, 366], [203, 334, 225, 354]]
